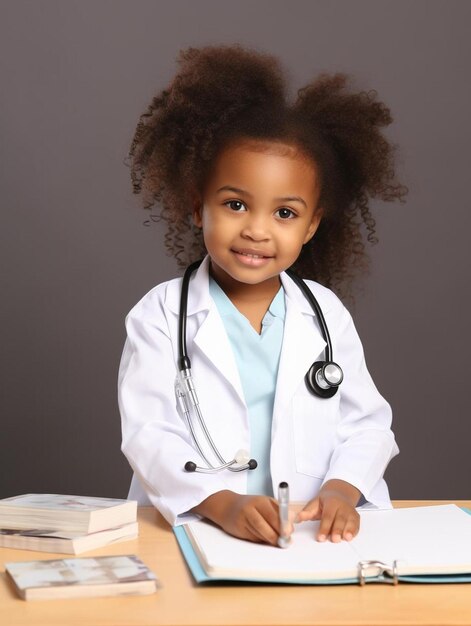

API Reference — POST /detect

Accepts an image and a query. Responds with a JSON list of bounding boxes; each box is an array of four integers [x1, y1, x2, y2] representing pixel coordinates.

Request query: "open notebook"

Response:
[[174, 504, 471, 585]]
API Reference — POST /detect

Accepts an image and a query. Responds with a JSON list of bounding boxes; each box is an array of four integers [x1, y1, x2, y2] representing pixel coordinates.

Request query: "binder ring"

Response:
[[358, 560, 399, 586]]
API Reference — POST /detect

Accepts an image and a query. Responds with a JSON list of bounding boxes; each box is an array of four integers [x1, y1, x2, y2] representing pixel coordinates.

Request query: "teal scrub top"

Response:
[[208, 277, 286, 496]]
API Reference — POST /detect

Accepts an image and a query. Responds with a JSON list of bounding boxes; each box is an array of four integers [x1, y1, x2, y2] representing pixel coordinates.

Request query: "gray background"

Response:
[[1, 0, 469, 500]]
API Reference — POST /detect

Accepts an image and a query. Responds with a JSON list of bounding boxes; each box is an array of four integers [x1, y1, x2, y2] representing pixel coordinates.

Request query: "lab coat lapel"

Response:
[[179, 257, 245, 405], [192, 307, 245, 405], [165, 258, 326, 412], [273, 275, 327, 426]]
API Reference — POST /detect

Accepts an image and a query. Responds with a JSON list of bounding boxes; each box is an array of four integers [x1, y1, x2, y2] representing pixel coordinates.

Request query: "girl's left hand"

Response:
[[295, 479, 361, 542]]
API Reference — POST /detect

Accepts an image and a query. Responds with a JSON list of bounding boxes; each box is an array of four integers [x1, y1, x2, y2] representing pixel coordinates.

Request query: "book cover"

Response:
[[0, 494, 137, 533], [5, 554, 158, 600], [0, 521, 139, 555]]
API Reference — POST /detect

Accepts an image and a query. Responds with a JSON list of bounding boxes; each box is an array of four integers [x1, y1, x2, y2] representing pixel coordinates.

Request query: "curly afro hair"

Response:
[[128, 44, 407, 299]]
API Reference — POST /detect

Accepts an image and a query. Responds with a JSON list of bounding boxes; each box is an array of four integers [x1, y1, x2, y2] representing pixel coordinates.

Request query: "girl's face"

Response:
[[193, 140, 322, 296]]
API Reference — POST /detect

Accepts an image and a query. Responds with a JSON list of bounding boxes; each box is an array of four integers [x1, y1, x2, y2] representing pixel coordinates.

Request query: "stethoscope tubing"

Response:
[[284, 268, 333, 363], [177, 260, 203, 372], [176, 259, 341, 473], [175, 381, 217, 468]]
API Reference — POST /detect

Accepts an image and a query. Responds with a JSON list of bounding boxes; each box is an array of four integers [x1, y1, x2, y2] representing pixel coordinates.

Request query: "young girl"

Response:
[[118, 44, 406, 547]]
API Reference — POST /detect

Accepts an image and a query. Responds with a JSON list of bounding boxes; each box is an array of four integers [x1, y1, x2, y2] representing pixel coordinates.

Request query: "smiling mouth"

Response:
[[232, 249, 273, 259]]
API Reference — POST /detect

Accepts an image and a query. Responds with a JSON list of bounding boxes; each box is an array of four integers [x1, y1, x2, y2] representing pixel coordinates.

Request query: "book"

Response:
[[0, 494, 137, 533], [175, 504, 471, 584], [0, 521, 138, 555], [5, 555, 158, 600]]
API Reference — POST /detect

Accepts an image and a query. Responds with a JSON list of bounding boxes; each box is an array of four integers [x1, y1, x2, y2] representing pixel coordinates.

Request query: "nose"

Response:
[[240, 214, 270, 242]]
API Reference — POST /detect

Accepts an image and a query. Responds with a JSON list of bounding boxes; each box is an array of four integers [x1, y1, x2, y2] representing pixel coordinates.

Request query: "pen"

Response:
[[277, 481, 291, 549]]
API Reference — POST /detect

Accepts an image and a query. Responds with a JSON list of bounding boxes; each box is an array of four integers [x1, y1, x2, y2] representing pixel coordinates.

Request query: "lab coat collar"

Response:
[[165, 257, 246, 403], [164, 257, 327, 412], [164, 256, 213, 316], [165, 255, 319, 319], [280, 271, 317, 317]]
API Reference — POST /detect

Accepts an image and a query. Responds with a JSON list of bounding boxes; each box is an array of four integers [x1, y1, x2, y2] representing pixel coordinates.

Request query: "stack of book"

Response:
[[0, 493, 138, 555]]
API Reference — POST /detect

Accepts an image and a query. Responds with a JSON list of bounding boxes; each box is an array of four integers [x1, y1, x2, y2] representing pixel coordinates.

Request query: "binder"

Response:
[[174, 505, 471, 585]]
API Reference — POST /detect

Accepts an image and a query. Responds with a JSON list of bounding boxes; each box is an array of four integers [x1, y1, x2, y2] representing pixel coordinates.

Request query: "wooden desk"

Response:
[[0, 501, 470, 626]]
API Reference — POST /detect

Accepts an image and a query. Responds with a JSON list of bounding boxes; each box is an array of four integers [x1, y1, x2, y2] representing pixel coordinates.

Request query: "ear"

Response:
[[303, 208, 323, 245], [191, 190, 203, 228], [193, 206, 203, 228]]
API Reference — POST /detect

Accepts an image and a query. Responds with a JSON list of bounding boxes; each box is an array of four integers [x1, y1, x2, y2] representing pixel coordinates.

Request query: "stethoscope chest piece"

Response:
[[306, 361, 343, 398]]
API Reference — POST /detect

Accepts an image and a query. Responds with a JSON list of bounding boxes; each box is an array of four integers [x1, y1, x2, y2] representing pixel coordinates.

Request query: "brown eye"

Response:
[[276, 208, 295, 219], [225, 200, 246, 212]]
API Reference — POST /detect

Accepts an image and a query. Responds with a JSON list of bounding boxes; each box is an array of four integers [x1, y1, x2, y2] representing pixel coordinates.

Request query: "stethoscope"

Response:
[[175, 259, 344, 474]]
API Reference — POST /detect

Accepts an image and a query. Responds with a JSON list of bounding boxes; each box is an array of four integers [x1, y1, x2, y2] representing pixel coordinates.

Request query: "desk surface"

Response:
[[0, 501, 470, 626]]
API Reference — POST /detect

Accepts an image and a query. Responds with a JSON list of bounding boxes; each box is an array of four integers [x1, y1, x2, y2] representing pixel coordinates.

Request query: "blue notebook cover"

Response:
[[173, 508, 471, 585]]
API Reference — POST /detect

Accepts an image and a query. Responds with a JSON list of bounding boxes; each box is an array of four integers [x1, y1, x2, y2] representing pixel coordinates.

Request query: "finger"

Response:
[[320, 506, 360, 542], [316, 506, 339, 542], [342, 512, 360, 541], [328, 512, 349, 543], [244, 499, 280, 545], [295, 498, 321, 523], [241, 525, 266, 544], [245, 508, 279, 545]]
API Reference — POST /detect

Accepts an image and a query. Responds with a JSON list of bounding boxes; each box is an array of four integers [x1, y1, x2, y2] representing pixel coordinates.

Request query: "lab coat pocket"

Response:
[[292, 394, 340, 478]]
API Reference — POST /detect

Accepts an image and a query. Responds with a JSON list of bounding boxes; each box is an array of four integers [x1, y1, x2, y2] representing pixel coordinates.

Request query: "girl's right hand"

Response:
[[191, 490, 292, 545]]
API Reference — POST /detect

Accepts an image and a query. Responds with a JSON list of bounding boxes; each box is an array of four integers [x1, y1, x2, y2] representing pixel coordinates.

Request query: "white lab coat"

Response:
[[118, 256, 399, 526]]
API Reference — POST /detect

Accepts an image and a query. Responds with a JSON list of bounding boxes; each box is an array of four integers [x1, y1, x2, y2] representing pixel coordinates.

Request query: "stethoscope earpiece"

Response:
[[305, 361, 343, 399]]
